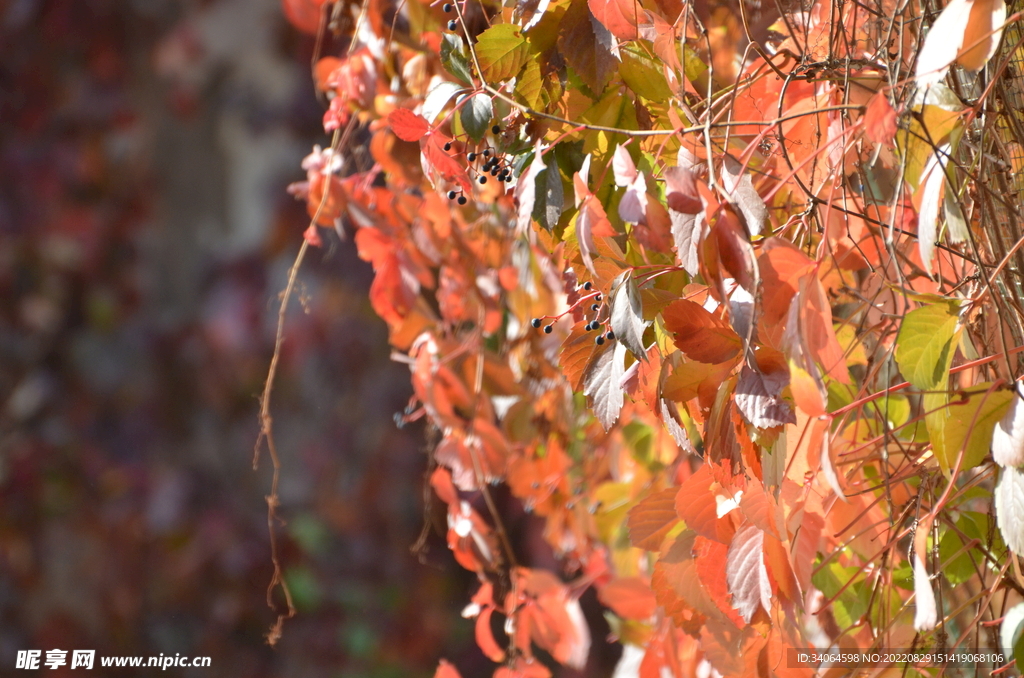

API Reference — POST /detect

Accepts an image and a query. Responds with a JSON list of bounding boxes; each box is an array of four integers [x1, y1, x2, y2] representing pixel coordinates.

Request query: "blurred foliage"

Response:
[[0, 0, 478, 675]]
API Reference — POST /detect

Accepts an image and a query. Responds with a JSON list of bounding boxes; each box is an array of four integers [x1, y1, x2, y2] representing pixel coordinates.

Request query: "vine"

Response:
[[266, 0, 1024, 673]]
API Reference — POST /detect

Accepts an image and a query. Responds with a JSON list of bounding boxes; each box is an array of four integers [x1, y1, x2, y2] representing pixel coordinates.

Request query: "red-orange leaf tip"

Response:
[[388, 108, 430, 142]]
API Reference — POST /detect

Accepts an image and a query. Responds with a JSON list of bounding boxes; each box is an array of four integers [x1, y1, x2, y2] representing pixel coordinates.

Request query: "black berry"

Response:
[[447, 190, 457, 200], [531, 318, 542, 328], [482, 149, 491, 157], [605, 331, 615, 340], [544, 325, 553, 334], [591, 304, 599, 311], [467, 152, 477, 161], [596, 335, 605, 345], [492, 125, 501, 134], [479, 176, 487, 184], [447, 19, 457, 30], [584, 323, 592, 331], [457, 195, 467, 205], [443, 2, 452, 10], [443, 142, 452, 151], [583, 281, 592, 291]]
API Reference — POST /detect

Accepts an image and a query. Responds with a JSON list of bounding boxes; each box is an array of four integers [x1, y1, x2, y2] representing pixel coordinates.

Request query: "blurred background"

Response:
[[0, 0, 479, 675]]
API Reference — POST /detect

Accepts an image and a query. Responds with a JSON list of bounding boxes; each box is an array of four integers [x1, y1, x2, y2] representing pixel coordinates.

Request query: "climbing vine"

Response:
[[265, 0, 1024, 673]]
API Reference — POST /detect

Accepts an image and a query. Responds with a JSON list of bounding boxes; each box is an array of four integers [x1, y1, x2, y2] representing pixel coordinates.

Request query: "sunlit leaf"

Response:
[[895, 301, 960, 390]]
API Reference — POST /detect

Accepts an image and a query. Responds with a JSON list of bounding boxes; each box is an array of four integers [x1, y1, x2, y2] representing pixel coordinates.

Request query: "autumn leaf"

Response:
[[583, 340, 626, 430], [609, 271, 648, 360], [721, 155, 768, 237], [864, 92, 898, 145], [916, 0, 1006, 84], [598, 577, 658, 620], [628, 487, 681, 550], [694, 536, 746, 627], [475, 24, 529, 82], [434, 659, 462, 678], [516, 143, 547, 235], [652, 530, 722, 626], [725, 524, 771, 623], [662, 299, 742, 364], [735, 363, 795, 429], [588, 0, 640, 41], [388, 108, 430, 142]]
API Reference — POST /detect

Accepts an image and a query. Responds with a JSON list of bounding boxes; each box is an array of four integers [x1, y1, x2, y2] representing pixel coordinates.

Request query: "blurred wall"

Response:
[[0, 1, 474, 675]]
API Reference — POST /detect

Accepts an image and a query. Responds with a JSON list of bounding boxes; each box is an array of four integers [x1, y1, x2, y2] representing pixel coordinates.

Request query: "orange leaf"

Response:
[[434, 659, 462, 678], [662, 299, 742, 364], [588, 0, 640, 41], [476, 608, 506, 662], [422, 134, 473, 193], [627, 487, 681, 550], [864, 93, 897, 146], [739, 478, 782, 539], [758, 238, 814, 331], [693, 536, 746, 627], [651, 531, 719, 629], [598, 577, 658, 620], [388, 108, 430, 142], [282, 0, 329, 34], [559, 321, 600, 392], [675, 466, 731, 543], [800, 270, 849, 384]]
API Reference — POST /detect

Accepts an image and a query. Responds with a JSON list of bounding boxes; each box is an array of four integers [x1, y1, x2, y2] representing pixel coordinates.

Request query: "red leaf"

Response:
[[864, 93, 897, 145], [476, 608, 506, 662], [798, 269, 849, 384], [651, 531, 720, 628], [739, 478, 782, 538], [699, 618, 768, 678], [598, 577, 658, 620], [282, 0, 329, 34], [662, 299, 742, 364], [627, 487, 681, 550], [588, 0, 640, 41], [559, 321, 600, 392], [674, 466, 725, 542], [693, 536, 746, 627], [422, 134, 473, 193], [494, 658, 551, 678], [791, 508, 823, 595], [388, 108, 430, 142], [763, 532, 799, 603], [434, 659, 462, 678], [725, 524, 771, 623], [758, 238, 814, 339]]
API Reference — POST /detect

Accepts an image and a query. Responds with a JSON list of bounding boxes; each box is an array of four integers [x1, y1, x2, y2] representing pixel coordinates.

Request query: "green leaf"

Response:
[[475, 24, 529, 82], [895, 301, 960, 390], [441, 33, 473, 84], [619, 47, 673, 101], [516, 58, 544, 109], [932, 384, 1014, 473], [460, 93, 493, 141], [938, 528, 975, 585]]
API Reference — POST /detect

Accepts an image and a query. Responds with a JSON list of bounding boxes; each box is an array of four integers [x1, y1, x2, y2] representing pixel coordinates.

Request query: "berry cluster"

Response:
[[530, 280, 616, 344], [442, 127, 513, 205]]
